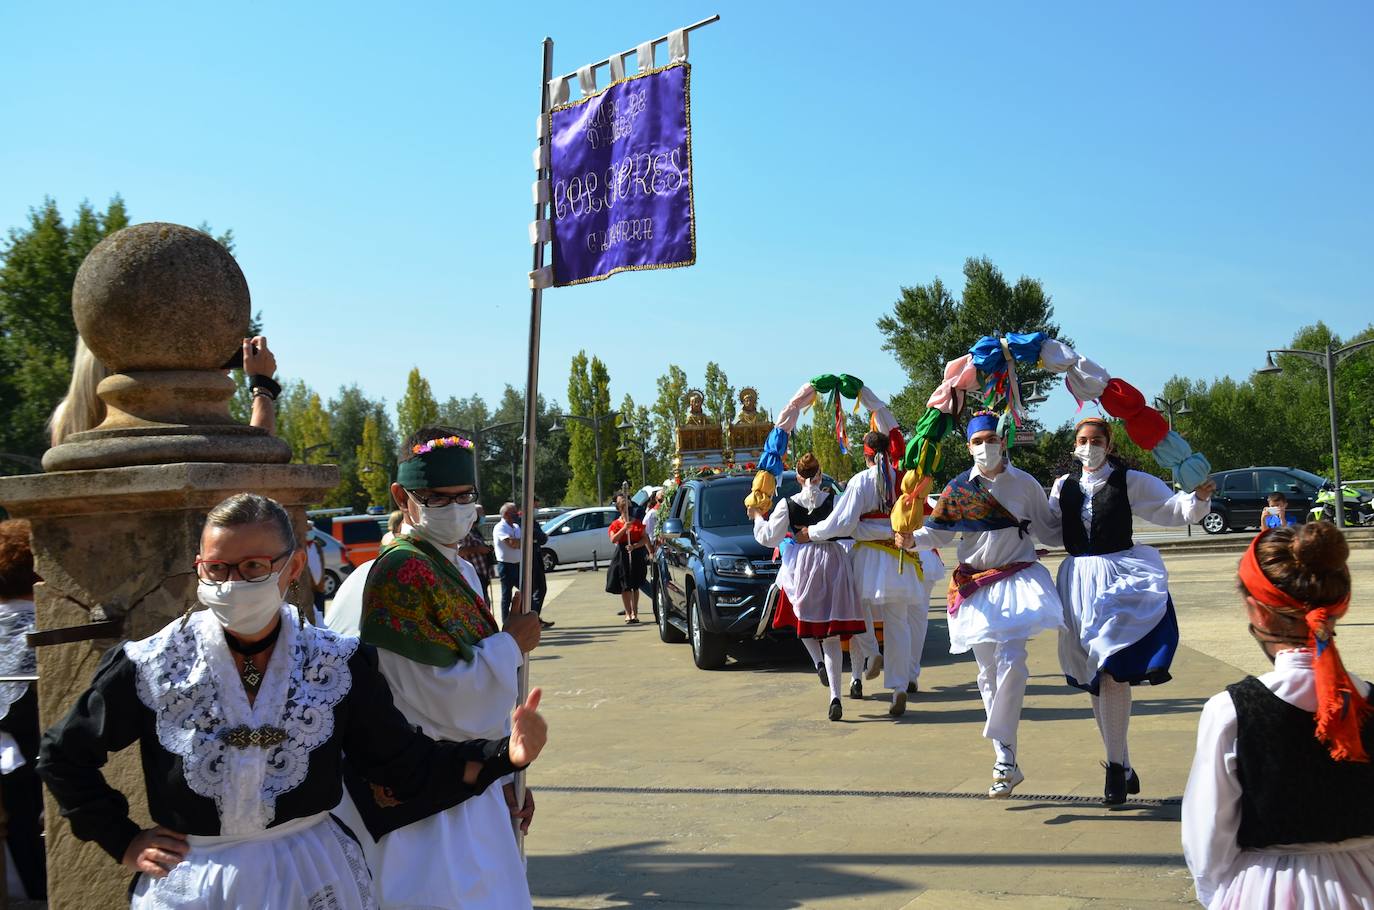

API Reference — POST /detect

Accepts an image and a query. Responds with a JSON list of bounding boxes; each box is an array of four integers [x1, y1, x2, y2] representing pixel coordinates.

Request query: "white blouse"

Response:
[[1182, 649, 1372, 907], [754, 490, 832, 549], [807, 464, 902, 544], [1048, 463, 1208, 531]]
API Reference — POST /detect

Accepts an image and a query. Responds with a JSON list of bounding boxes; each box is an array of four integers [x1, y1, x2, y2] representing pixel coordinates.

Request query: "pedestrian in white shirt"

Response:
[[494, 502, 523, 624]]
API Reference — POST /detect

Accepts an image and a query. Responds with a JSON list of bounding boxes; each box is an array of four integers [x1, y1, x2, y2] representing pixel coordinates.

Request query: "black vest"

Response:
[[787, 494, 834, 532], [1059, 465, 1134, 556], [1228, 675, 1374, 849]]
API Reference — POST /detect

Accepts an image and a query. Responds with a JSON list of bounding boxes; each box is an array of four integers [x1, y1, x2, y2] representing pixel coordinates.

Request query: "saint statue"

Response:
[[684, 389, 710, 426], [735, 387, 769, 425]]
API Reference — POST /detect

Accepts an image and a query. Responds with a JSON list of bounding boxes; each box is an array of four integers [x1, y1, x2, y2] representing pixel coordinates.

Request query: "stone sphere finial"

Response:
[[73, 223, 249, 372]]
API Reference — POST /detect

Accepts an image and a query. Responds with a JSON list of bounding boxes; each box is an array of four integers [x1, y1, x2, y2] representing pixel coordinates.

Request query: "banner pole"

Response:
[[514, 34, 554, 857]]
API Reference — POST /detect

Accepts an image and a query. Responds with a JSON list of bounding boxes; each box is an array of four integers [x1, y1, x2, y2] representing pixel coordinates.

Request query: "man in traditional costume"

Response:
[[752, 454, 866, 721], [329, 427, 541, 909], [803, 431, 943, 717], [1049, 417, 1214, 804], [39, 492, 546, 909], [898, 412, 1064, 796]]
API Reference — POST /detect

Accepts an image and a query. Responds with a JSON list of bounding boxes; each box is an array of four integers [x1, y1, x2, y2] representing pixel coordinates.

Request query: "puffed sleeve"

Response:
[[1014, 468, 1063, 548], [1047, 475, 1068, 519], [1126, 470, 1209, 526], [1182, 691, 1243, 908], [808, 474, 870, 541], [342, 646, 518, 808], [753, 499, 790, 548], [36, 643, 147, 862]]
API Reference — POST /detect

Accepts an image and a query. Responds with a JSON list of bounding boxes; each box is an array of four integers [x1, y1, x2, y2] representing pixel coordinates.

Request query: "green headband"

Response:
[[397, 437, 477, 490]]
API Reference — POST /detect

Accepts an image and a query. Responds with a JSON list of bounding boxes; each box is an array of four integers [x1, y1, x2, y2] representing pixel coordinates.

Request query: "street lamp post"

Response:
[[551, 407, 619, 503], [617, 418, 651, 489], [453, 421, 521, 500], [1153, 395, 1191, 432], [1259, 338, 1374, 529]]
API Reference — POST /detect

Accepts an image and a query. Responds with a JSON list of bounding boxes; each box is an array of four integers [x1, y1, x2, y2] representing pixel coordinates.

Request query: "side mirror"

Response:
[[560, 525, 572, 534], [661, 518, 685, 539]]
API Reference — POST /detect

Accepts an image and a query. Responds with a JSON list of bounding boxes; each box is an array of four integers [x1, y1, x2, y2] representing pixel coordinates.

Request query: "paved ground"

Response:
[[523, 550, 1374, 909]]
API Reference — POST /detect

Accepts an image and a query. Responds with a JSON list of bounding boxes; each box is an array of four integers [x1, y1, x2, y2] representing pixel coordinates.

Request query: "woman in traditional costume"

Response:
[[1048, 417, 1215, 804], [1183, 522, 1374, 909], [752, 454, 866, 721], [38, 492, 547, 909], [0, 519, 45, 899], [606, 493, 648, 624]]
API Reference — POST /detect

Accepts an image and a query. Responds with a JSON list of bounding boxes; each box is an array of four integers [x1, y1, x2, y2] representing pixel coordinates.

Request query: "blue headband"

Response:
[[966, 412, 1000, 440]]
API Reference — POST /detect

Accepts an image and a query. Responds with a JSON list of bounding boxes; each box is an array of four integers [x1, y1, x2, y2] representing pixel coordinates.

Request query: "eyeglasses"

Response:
[[408, 490, 480, 507], [195, 548, 295, 584]]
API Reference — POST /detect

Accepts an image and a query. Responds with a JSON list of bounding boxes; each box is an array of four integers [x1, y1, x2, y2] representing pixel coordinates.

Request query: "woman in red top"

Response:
[[606, 493, 649, 624]]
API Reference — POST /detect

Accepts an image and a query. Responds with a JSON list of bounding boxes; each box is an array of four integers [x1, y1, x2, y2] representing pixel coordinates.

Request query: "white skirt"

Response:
[[1207, 836, 1374, 910], [1056, 545, 1171, 680], [947, 562, 1064, 654], [131, 813, 377, 909], [850, 543, 936, 605], [334, 783, 533, 910], [778, 539, 863, 626]]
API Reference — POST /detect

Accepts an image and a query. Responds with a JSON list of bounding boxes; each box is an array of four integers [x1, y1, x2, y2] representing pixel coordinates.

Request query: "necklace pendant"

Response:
[[241, 660, 264, 692]]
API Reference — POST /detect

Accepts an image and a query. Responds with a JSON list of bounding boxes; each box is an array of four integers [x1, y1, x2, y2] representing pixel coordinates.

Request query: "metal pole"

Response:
[[1326, 343, 1345, 529], [513, 35, 554, 853], [593, 412, 604, 504], [548, 14, 720, 84], [471, 428, 483, 501]]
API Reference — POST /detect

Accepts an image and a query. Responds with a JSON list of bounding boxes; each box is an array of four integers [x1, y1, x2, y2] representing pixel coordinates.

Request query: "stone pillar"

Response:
[[0, 223, 337, 908]]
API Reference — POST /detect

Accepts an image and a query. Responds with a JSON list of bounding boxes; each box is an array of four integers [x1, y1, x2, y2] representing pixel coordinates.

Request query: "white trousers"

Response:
[[971, 638, 1030, 762]]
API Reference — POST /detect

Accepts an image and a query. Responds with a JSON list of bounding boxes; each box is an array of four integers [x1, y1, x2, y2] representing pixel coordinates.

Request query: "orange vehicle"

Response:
[[317, 514, 388, 568]]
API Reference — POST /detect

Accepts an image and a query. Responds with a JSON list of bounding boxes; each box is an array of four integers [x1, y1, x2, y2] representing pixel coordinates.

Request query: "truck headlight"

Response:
[[711, 555, 753, 577]]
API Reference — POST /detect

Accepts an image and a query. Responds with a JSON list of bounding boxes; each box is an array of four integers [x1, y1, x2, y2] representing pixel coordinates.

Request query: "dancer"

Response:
[[898, 411, 1064, 796], [804, 431, 940, 716], [1183, 523, 1374, 909], [752, 454, 866, 721], [331, 429, 541, 909], [38, 492, 548, 909], [1049, 417, 1214, 804]]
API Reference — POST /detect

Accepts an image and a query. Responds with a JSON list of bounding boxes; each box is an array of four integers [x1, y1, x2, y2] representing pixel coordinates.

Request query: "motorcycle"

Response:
[[1307, 481, 1374, 527]]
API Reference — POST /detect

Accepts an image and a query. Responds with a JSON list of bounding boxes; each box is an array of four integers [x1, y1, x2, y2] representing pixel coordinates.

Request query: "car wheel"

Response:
[[657, 581, 686, 644], [541, 549, 558, 573], [322, 571, 340, 599], [1200, 511, 1227, 535], [688, 590, 728, 670]]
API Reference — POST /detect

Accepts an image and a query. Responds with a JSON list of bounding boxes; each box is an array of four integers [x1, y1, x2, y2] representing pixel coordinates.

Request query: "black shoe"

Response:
[[1102, 761, 1128, 806], [848, 679, 863, 699], [906, 681, 918, 695], [617, 610, 626, 616], [816, 663, 829, 687], [1126, 767, 1140, 795], [540, 620, 555, 629], [828, 697, 843, 722]]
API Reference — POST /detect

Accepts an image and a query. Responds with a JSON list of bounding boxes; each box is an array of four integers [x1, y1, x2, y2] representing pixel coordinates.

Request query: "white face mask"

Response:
[[971, 441, 1003, 471], [1075, 443, 1108, 470], [198, 572, 284, 635], [412, 501, 477, 545]]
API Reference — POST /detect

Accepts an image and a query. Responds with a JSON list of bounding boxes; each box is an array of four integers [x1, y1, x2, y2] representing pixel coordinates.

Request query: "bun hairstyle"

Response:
[[1253, 521, 1351, 607], [0, 519, 37, 599], [795, 452, 821, 479]]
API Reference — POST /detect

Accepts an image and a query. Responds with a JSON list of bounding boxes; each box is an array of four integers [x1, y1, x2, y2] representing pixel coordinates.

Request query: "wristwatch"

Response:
[[249, 374, 281, 400]]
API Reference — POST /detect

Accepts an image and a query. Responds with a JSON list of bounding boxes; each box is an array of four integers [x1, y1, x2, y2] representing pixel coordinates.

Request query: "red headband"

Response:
[[1239, 531, 1368, 762]]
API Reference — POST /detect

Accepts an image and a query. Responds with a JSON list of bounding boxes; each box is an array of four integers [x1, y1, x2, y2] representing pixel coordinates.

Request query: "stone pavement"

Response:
[[522, 550, 1374, 909]]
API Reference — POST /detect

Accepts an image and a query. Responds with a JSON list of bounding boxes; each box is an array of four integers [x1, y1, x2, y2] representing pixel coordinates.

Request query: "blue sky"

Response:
[[2, 1, 1371, 431]]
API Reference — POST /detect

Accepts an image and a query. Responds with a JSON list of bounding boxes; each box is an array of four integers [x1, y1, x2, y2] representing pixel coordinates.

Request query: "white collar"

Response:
[[1079, 462, 1115, 483], [1273, 648, 1314, 671]]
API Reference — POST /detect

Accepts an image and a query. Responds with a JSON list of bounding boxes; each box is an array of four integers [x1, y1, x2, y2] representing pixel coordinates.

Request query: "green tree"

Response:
[[356, 413, 392, 508], [616, 392, 661, 488], [702, 361, 736, 436], [565, 351, 616, 505], [877, 257, 1069, 432], [396, 367, 439, 441], [651, 364, 689, 459], [483, 385, 567, 509], [0, 197, 130, 458]]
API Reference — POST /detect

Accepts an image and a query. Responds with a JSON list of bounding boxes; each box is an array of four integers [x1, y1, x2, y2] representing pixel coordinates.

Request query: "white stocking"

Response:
[[801, 637, 823, 667], [1098, 675, 1131, 766], [821, 637, 843, 702]]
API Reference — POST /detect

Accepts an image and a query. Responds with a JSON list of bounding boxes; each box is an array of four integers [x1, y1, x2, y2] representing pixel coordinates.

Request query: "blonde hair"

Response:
[[49, 337, 109, 447]]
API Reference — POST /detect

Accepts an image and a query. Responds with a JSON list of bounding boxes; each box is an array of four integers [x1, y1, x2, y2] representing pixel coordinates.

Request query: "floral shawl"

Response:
[[926, 468, 1028, 535], [360, 535, 499, 668]]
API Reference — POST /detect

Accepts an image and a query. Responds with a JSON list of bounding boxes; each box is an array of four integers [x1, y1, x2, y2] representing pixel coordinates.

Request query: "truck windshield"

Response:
[[698, 484, 751, 528]]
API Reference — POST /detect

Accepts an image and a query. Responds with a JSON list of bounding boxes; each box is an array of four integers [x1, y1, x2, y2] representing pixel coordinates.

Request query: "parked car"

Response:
[[307, 527, 351, 598], [654, 470, 838, 670], [1201, 466, 1325, 534], [317, 514, 388, 566], [540, 507, 618, 572]]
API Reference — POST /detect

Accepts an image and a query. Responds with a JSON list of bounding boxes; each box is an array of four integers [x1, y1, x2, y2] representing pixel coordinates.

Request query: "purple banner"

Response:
[[548, 63, 694, 286]]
